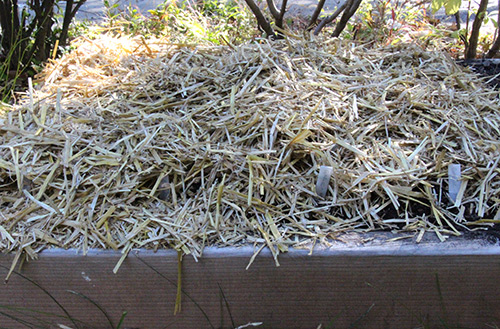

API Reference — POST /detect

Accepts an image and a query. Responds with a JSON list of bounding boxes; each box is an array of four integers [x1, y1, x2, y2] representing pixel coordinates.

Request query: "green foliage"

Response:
[[0, 0, 85, 103], [97, 0, 254, 45], [0, 0, 255, 105], [483, 8, 499, 28], [347, 0, 428, 43], [161, 0, 255, 44], [347, 0, 497, 59], [67, 19, 99, 41], [103, 0, 121, 21], [432, 0, 462, 15]]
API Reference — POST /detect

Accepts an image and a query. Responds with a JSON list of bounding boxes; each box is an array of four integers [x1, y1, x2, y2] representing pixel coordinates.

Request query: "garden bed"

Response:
[[1, 234, 500, 328], [1, 34, 499, 259], [1, 33, 499, 328]]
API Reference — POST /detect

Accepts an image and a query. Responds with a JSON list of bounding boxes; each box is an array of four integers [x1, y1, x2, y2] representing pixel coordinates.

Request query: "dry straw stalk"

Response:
[[1, 34, 499, 267]]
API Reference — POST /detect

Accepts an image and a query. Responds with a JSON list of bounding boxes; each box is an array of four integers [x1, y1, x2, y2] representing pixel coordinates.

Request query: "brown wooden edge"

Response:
[[1, 234, 500, 328]]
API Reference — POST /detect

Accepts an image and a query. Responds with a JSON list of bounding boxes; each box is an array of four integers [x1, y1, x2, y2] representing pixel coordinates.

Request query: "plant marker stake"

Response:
[[448, 164, 461, 203], [28, 77, 34, 112], [316, 166, 333, 198]]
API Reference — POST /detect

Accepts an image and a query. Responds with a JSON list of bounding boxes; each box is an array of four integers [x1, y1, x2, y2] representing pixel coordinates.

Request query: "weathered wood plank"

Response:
[[1, 237, 500, 328]]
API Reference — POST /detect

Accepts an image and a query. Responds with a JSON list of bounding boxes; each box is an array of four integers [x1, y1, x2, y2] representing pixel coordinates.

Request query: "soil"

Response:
[[457, 59, 500, 89], [462, 225, 500, 244]]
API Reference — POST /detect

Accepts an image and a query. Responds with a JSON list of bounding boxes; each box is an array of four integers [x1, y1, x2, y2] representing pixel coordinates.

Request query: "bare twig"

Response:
[[485, 0, 500, 58], [266, 0, 280, 19], [465, 0, 489, 59], [308, 0, 326, 30], [243, 0, 276, 38], [276, 0, 288, 30], [454, 11, 461, 30], [279, 0, 287, 19], [59, 0, 87, 48], [331, 0, 362, 37], [265, 0, 287, 34], [314, 0, 348, 35]]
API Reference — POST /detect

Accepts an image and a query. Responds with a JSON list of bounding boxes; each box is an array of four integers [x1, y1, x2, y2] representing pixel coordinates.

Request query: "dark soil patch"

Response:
[[457, 59, 500, 89], [461, 225, 500, 244]]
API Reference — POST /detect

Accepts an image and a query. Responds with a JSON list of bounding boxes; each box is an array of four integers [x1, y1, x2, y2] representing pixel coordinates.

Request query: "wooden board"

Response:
[[1, 235, 500, 328]]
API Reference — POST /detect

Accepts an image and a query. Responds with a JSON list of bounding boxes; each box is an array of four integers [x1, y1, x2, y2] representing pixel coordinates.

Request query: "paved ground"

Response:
[[73, 0, 498, 23], [74, 0, 343, 20], [75, 0, 164, 20]]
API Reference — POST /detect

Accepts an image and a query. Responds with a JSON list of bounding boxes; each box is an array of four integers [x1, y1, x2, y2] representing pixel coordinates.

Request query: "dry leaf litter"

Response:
[[1, 34, 499, 267]]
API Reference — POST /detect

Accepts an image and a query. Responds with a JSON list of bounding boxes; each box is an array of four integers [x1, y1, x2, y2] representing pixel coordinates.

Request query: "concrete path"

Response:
[[75, 0, 165, 20], [73, 0, 498, 23], [74, 0, 344, 20]]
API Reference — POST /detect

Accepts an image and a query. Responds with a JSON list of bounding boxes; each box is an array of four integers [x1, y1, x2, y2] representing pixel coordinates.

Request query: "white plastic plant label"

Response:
[[316, 165, 333, 198], [448, 163, 461, 203]]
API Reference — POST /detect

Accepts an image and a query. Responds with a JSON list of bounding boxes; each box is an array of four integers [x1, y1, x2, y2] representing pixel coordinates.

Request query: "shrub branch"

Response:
[[465, 0, 488, 59], [314, 1, 348, 35], [242, 0, 276, 37]]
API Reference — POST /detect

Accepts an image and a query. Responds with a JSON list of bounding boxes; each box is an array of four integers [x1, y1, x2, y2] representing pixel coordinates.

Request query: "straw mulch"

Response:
[[1, 34, 499, 266]]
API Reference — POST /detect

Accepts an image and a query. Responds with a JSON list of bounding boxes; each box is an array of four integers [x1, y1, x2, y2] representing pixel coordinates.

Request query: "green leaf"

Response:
[[444, 0, 461, 15], [431, 0, 461, 15], [491, 18, 498, 29], [431, 0, 446, 14]]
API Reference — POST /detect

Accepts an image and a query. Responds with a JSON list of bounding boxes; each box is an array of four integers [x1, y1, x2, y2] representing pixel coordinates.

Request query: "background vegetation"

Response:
[[0, 0, 87, 102], [1, 0, 499, 105]]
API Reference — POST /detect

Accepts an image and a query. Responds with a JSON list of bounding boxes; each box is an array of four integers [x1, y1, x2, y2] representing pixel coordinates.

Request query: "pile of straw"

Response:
[[1, 34, 499, 264]]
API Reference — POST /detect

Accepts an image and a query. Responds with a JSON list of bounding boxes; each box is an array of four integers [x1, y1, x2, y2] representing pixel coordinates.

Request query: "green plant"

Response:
[[94, 0, 254, 45], [432, 0, 462, 16], [199, 0, 255, 43], [158, 0, 254, 44], [66, 18, 100, 41], [345, 0, 389, 42], [340, 0, 430, 45], [103, 0, 121, 23], [431, 0, 499, 58], [0, 0, 86, 103], [0, 264, 128, 329]]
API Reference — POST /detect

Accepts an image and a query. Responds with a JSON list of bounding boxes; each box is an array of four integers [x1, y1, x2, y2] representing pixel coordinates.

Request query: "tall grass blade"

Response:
[[348, 303, 374, 329], [174, 250, 182, 315], [0, 265, 78, 328], [0, 304, 75, 326], [323, 310, 343, 329], [0, 309, 40, 328], [435, 273, 449, 326], [217, 283, 235, 329], [67, 290, 115, 328], [115, 311, 127, 329]]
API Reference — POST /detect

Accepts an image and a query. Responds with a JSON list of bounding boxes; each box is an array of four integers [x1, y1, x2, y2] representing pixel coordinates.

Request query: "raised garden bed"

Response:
[[1, 33, 500, 329], [1, 233, 500, 328]]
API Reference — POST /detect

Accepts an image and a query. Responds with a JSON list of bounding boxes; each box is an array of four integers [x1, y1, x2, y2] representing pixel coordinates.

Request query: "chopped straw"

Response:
[[1, 34, 499, 267]]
